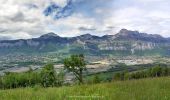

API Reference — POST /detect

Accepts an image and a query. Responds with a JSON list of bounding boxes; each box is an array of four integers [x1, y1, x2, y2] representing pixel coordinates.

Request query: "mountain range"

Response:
[[0, 29, 170, 56]]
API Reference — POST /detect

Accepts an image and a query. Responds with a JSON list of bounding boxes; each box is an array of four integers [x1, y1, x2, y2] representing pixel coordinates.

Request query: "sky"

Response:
[[0, 0, 170, 40]]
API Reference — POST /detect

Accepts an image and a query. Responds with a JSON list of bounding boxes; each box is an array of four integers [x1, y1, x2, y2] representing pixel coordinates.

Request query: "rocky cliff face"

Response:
[[115, 29, 166, 43], [98, 42, 157, 51]]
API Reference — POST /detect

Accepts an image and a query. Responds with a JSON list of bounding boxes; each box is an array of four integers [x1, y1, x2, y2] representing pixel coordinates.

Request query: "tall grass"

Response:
[[0, 77, 170, 100]]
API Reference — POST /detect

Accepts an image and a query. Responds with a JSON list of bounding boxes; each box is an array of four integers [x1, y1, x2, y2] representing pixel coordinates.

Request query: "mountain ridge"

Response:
[[0, 29, 170, 56], [0, 29, 169, 41]]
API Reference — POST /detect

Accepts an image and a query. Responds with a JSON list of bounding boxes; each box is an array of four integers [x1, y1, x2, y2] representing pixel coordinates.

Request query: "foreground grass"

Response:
[[1, 77, 170, 100]]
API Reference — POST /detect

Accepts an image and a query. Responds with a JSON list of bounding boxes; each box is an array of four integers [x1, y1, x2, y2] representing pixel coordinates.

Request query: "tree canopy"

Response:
[[64, 54, 86, 84]]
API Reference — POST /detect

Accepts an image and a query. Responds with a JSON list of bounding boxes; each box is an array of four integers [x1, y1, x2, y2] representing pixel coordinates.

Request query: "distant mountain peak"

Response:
[[75, 33, 102, 41], [80, 33, 92, 37], [39, 32, 59, 39], [115, 29, 165, 43], [118, 29, 139, 36], [119, 28, 129, 33]]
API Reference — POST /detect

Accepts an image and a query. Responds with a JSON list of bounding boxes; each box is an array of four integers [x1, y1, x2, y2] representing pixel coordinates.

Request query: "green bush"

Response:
[[0, 63, 64, 89], [113, 66, 170, 81], [40, 64, 56, 87], [92, 75, 101, 84]]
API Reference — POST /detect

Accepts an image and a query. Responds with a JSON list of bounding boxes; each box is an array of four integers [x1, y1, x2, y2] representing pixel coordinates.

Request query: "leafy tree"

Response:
[[93, 75, 100, 84], [161, 67, 169, 76], [124, 72, 130, 80], [113, 72, 121, 80], [64, 54, 86, 84], [2, 73, 17, 89], [56, 69, 65, 86], [40, 63, 56, 87], [0, 76, 2, 89], [151, 66, 162, 77]]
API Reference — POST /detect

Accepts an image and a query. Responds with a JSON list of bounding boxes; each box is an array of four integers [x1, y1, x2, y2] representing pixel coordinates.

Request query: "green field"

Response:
[[0, 77, 170, 100]]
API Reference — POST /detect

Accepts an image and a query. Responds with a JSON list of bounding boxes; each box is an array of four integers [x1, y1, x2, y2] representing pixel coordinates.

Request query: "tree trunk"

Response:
[[79, 68, 83, 84]]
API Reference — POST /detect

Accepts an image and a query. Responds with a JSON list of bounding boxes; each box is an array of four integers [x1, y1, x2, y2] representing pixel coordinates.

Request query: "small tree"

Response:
[[40, 63, 56, 87], [93, 75, 100, 84], [113, 72, 121, 81], [151, 66, 162, 77], [56, 69, 65, 86], [64, 54, 86, 84]]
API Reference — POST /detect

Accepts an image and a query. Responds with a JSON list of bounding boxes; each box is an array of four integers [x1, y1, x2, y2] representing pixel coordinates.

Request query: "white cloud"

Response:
[[0, 0, 114, 39], [1, 0, 170, 39], [112, 0, 170, 37], [0, 0, 65, 39]]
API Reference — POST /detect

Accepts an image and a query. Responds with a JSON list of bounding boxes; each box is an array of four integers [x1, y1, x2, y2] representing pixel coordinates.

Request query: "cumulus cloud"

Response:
[[1, 0, 170, 39], [0, 0, 114, 39]]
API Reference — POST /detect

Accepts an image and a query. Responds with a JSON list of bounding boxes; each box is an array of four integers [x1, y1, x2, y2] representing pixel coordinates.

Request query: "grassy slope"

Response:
[[1, 77, 170, 100]]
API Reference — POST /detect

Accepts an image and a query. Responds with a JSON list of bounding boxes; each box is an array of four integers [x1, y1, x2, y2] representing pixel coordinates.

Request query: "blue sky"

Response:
[[0, 0, 169, 39]]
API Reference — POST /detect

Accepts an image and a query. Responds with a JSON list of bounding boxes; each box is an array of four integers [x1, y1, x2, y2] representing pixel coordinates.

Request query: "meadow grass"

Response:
[[0, 77, 170, 100]]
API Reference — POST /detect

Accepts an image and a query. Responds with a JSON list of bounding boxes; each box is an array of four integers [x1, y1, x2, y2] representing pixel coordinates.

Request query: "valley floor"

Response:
[[0, 77, 170, 100]]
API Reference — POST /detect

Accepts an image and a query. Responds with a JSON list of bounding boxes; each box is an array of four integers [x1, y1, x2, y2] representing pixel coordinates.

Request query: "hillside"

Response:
[[0, 77, 170, 100]]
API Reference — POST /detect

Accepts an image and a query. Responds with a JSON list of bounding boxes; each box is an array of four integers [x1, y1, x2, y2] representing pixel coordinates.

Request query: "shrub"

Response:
[[93, 75, 101, 84]]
